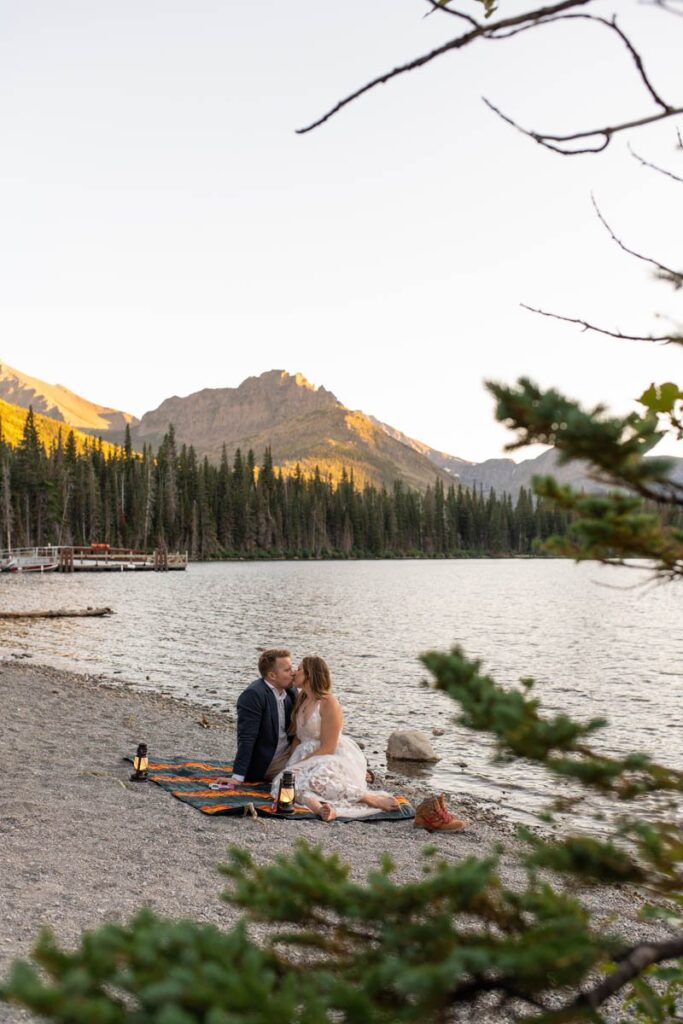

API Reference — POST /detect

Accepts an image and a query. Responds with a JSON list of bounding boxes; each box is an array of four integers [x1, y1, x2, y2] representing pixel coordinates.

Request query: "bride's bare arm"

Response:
[[317, 697, 343, 755], [295, 697, 343, 762]]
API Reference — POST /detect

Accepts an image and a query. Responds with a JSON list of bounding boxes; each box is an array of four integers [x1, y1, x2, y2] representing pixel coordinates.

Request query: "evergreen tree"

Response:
[[12, 408, 47, 546]]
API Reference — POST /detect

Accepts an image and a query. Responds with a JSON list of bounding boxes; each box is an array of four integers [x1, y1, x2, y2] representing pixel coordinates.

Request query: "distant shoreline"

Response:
[[192, 552, 554, 563]]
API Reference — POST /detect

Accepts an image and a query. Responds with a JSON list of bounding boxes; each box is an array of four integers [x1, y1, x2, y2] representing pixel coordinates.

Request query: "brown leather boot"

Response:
[[414, 793, 467, 832]]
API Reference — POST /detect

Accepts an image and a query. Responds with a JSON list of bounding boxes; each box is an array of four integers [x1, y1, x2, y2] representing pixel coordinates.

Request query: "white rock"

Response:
[[386, 730, 440, 762]]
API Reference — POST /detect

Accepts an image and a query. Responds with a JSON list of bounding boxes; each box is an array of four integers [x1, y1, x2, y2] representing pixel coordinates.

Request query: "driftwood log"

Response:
[[0, 607, 114, 619]]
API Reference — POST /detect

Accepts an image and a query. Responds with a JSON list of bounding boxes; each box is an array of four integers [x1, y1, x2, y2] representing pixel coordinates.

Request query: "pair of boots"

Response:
[[414, 793, 467, 832]]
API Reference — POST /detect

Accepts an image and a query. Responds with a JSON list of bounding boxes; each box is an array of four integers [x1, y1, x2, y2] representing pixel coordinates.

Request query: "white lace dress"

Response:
[[270, 700, 390, 818]]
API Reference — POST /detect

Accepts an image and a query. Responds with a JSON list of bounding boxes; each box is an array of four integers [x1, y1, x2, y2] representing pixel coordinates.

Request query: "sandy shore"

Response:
[[0, 659, 676, 1022]]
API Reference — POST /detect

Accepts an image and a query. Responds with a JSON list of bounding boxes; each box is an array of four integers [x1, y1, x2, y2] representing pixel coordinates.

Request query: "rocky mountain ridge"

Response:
[[369, 417, 476, 477], [134, 370, 339, 451], [2, 361, 681, 495], [0, 361, 137, 433], [455, 448, 592, 494], [131, 370, 455, 491]]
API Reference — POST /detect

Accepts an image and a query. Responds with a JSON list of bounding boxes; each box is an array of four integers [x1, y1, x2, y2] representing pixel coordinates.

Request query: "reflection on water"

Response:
[[1, 560, 681, 825]]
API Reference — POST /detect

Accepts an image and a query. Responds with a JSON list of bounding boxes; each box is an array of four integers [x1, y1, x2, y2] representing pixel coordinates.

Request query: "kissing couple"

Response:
[[218, 648, 400, 821]]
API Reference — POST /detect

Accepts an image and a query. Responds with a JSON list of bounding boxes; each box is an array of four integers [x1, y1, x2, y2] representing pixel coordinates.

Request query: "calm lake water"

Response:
[[1, 560, 681, 825]]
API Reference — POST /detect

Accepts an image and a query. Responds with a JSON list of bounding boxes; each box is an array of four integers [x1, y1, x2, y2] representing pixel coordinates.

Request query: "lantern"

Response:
[[276, 770, 296, 814], [130, 743, 149, 782]]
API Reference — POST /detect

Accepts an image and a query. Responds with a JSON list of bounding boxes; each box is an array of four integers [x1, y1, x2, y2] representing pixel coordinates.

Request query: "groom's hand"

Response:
[[215, 777, 238, 788]]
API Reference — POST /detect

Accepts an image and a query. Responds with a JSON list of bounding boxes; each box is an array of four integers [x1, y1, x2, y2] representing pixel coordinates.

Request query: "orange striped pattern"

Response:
[[172, 789, 268, 799], [140, 756, 414, 822], [149, 761, 231, 772]]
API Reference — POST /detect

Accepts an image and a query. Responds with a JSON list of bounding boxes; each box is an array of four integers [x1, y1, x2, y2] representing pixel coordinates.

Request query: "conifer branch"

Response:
[[572, 935, 683, 1012]]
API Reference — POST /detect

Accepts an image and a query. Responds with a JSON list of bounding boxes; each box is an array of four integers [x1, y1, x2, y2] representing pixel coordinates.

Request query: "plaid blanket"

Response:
[[133, 757, 414, 822]]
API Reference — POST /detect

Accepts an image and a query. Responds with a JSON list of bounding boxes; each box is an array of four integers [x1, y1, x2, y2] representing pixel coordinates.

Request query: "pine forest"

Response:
[[2, 407, 574, 559]]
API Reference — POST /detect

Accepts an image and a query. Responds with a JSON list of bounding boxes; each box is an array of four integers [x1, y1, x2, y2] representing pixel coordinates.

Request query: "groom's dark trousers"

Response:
[[232, 677, 296, 782]]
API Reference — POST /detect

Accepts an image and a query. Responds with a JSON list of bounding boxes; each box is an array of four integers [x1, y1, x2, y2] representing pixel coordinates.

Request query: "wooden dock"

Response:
[[0, 545, 188, 573]]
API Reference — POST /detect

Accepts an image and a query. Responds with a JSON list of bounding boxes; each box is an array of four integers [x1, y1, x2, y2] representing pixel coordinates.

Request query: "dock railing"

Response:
[[0, 546, 188, 572]]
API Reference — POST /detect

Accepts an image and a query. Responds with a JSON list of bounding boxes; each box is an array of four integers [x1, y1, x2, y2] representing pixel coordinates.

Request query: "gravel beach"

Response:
[[0, 659, 676, 1023]]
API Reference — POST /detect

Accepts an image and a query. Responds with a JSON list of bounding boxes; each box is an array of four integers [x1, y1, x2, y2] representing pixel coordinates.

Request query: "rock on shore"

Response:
[[386, 728, 440, 761]]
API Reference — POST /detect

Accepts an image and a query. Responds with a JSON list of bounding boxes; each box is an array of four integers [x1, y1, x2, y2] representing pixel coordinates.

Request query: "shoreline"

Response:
[[0, 659, 674, 1023], [1, 655, 515, 828], [189, 552, 557, 562]]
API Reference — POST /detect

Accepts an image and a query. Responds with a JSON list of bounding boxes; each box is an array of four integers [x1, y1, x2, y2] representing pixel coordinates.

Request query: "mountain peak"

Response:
[[135, 369, 341, 454], [247, 369, 334, 397], [131, 369, 453, 490], [291, 371, 317, 391]]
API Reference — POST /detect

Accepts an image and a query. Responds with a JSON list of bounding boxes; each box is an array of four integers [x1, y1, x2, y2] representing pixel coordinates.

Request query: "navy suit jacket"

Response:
[[233, 677, 296, 781]]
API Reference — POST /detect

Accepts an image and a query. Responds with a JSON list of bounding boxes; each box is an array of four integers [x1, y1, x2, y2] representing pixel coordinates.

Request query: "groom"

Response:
[[219, 648, 297, 789]]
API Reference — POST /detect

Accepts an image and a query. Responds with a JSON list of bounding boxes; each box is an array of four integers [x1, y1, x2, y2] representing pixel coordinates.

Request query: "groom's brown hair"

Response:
[[258, 648, 291, 679]]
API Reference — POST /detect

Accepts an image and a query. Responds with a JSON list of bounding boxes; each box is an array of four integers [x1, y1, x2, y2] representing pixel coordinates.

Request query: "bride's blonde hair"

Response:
[[289, 655, 332, 735]]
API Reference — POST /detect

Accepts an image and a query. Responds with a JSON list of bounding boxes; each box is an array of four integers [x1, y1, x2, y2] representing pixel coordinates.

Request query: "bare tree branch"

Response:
[[645, 0, 683, 16], [491, 12, 670, 110], [483, 96, 683, 154], [297, 0, 683, 155], [520, 303, 683, 344], [591, 195, 683, 284], [594, 558, 683, 579], [628, 142, 683, 183], [598, 14, 671, 111], [439, 935, 683, 1014], [571, 935, 683, 1012], [296, 0, 592, 135]]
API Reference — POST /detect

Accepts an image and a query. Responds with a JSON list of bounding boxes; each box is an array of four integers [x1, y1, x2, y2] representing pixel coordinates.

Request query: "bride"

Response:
[[271, 655, 400, 821]]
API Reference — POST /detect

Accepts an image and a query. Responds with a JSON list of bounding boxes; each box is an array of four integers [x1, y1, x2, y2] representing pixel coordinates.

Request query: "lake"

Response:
[[1, 559, 681, 826]]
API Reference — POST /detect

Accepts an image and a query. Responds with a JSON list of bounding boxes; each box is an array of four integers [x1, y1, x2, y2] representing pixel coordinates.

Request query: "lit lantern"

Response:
[[276, 770, 296, 814], [130, 743, 149, 782]]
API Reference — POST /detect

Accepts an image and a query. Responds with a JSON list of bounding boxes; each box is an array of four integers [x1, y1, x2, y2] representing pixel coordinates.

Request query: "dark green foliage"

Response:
[[0, 913, 306, 1024], [486, 378, 683, 578], [521, 831, 647, 885], [219, 840, 614, 1021], [421, 649, 608, 762], [487, 378, 667, 486]]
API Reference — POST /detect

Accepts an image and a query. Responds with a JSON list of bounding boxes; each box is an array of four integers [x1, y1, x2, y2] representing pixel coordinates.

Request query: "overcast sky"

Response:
[[0, 0, 681, 462]]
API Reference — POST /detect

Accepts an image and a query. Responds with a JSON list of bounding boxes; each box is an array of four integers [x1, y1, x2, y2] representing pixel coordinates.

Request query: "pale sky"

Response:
[[0, 0, 682, 462]]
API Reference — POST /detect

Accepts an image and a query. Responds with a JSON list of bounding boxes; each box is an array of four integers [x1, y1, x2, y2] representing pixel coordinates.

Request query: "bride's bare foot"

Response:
[[303, 797, 337, 822], [318, 802, 337, 822], [361, 793, 400, 812]]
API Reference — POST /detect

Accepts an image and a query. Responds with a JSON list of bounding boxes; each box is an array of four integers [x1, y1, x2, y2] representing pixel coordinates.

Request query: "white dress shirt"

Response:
[[265, 681, 290, 761]]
